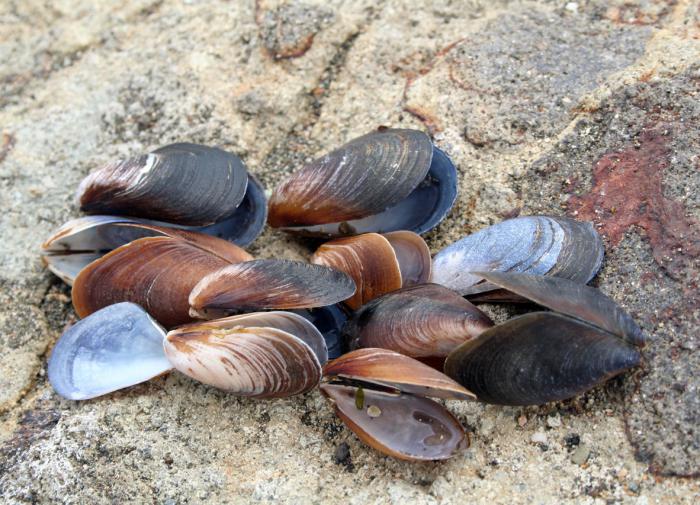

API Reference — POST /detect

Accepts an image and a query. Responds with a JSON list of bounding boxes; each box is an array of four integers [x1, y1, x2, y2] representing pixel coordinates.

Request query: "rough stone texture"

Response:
[[1, 0, 699, 503]]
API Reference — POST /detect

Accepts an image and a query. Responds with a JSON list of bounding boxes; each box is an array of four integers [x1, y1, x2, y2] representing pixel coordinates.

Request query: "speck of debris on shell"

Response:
[[366, 405, 382, 418]]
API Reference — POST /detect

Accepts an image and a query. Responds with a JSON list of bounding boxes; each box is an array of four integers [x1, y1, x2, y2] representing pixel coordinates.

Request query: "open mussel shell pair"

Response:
[[310, 231, 430, 309], [77, 143, 267, 238], [444, 272, 646, 406], [268, 128, 457, 237], [321, 348, 472, 461], [71, 233, 356, 327], [431, 216, 604, 298], [49, 303, 328, 400]]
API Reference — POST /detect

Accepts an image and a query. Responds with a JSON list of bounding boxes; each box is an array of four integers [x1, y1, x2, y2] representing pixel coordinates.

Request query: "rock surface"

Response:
[[1, 0, 699, 503]]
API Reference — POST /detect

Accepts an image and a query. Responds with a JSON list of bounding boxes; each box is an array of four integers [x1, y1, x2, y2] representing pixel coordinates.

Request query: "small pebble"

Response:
[[564, 433, 580, 448], [530, 431, 547, 445], [546, 415, 561, 428], [571, 445, 590, 465], [517, 415, 527, 427]]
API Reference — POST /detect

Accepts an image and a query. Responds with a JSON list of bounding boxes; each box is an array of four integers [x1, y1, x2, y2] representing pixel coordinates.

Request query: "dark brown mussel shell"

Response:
[[444, 312, 642, 406], [41, 216, 253, 285], [472, 271, 647, 347], [74, 144, 267, 245], [323, 348, 474, 400], [310, 231, 430, 309], [188, 260, 357, 319], [320, 383, 468, 461], [344, 283, 493, 357], [267, 129, 457, 237], [73, 235, 251, 327], [164, 312, 325, 397], [431, 216, 604, 296]]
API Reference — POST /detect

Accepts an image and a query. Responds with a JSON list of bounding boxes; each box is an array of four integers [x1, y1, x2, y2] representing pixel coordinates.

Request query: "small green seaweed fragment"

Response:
[[355, 386, 365, 410]]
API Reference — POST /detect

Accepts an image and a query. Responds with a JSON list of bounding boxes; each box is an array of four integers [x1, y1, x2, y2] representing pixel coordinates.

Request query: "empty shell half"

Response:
[[188, 260, 357, 319], [344, 283, 493, 357], [444, 312, 642, 406], [321, 384, 468, 461], [310, 231, 430, 309], [75, 143, 267, 244], [41, 216, 253, 285], [431, 216, 603, 295], [48, 302, 172, 400], [268, 128, 457, 237], [164, 312, 326, 397], [72, 235, 250, 327]]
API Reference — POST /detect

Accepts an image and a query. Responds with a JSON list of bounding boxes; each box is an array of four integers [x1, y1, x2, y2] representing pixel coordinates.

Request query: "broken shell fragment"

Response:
[[41, 216, 253, 285], [188, 260, 356, 319], [72, 236, 246, 327], [344, 283, 493, 357], [323, 348, 474, 401], [320, 383, 468, 461], [164, 312, 324, 397], [48, 302, 172, 400], [310, 231, 430, 309], [431, 216, 604, 295], [268, 129, 457, 237], [75, 143, 267, 244], [444, 312, 642, 406], [472, 271, 647, 347]]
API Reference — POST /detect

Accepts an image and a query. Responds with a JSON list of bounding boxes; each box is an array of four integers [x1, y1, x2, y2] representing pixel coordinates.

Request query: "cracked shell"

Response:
[[268, 129, 457, 237]]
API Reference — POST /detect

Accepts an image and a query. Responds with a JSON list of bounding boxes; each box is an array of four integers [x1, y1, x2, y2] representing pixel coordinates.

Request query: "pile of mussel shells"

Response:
[[42, 129, 646, 462]]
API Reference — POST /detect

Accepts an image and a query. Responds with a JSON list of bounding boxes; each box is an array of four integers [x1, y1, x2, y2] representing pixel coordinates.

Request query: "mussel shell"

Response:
[[48, 302, 172, 400], [196, 174, 267, 246], [323, 348, 474, 400], [164, 318, 322, 398], [474, 271, 646, 347], [383, 231, 431, 285], [345, 283, 493, 357], [42, 216, 253, 285], [188, 260, 356, 319], [431, 216, 604, 295], [310, 233, 401, 310], [73, 236, 237, 327], [444, 312, 642, 406], [175, 311, 328, 365], [77, 143, 249, 226], [320, 383, 468, 461], [292, 304, 350, 359], [268, 129, 457, 237]]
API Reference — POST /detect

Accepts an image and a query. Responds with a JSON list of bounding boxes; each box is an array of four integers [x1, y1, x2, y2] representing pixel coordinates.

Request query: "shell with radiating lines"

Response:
[[344, 283, 494, 358], [164, 312, 327, 397], [74, 143, 267, 245], [310, 231, 430, 309], [431, 215, 604, 296], [268, 129, 457, 237]]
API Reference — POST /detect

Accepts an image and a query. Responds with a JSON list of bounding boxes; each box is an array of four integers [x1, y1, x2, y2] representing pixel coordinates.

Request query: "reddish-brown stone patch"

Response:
[[0, 132, 15, 164], [568, 126, 700, 279]]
